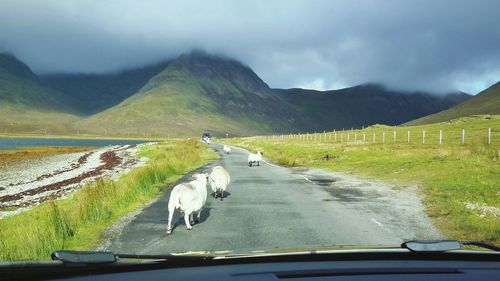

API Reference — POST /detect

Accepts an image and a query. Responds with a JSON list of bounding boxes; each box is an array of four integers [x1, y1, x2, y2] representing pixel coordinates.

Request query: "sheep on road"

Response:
[[223, 145, 231, 154], [166, 173, 209, 234], [248, 151, 263, 167], [209, 166, 231, 201]]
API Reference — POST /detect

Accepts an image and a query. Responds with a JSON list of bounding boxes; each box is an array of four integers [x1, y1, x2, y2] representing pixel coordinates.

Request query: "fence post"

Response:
[[347, 133, 350, 142], [324, 131, 326, 141], [372, 133, 376, 143], [334, 131, 337, 142], [462, 128, 465, 144], [439, 130, 442, 145], [488, 128, 491, 145], [393, 130, 396, 143], [341, 133, 343, 143], [363, 133, 366, 142], [407, 130, 410, 144], [354, 133, 357, 142], [422, 130, 426, 144], [382, 132, 385, 144]]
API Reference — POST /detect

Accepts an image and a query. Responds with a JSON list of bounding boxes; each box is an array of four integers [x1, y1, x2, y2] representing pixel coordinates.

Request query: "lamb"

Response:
[[166, 173, 208, 234], [209, 166, 231, 201], [223, 145, 231, 154], [248, 151, 263, 167]]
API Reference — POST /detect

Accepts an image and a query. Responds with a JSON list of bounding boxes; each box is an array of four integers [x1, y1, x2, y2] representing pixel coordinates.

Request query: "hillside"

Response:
[[76, 52, 303, 137], [42, 61, 169, 114], [407, 82, 500, 125], [0, 53, 82, 134], [275, 84, 471, 131], [1, 52, 474, 137]]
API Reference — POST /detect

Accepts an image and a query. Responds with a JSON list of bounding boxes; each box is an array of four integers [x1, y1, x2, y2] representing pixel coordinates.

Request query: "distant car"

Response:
[[202, 132, 211, 144]]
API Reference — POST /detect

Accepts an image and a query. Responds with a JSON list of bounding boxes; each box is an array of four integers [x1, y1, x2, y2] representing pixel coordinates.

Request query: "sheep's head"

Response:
[[192, 173, 209, 181]]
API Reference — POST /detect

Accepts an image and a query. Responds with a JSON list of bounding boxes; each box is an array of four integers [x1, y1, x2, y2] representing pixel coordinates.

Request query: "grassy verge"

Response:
[[223, 116, 500, 244], [0, 140, 217, 261], [0, 146, 94, 166]]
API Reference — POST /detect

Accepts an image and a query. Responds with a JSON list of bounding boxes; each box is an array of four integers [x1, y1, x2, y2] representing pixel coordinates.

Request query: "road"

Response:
[[108, 144, 442, 255]]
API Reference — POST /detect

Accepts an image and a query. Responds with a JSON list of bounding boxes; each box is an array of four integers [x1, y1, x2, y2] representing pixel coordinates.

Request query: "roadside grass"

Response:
[[0, 146, 94, 166], [223, 115, 500, 244], [0, 140, 217, 261]]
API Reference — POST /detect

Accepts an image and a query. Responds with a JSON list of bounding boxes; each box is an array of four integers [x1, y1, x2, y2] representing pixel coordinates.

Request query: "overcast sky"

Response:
[[0, 0, 499, 94]]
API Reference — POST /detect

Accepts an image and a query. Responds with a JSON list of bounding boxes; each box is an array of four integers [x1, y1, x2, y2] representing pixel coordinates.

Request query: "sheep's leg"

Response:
[[166, 207, 174, 234], [196, 210, 201, 223], [257, 161, 260, 166], [189, 213, 195, 225], [220, 189, 224, 201], [249, 161, 252, 167], [184, 213, 192, 230]]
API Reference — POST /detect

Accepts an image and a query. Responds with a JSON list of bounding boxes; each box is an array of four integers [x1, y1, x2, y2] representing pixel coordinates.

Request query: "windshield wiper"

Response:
[[401, 240, 500, 252], [52, 251, 213, 265], [52, 251, 116, 264]]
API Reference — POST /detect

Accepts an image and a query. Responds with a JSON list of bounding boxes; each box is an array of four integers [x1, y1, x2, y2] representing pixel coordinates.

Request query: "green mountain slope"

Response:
[[0, 53, 82, 134], [76, 52, 303, 136], [42, 61, 169, 114], [1, 52, 474, 137], [76, 52, 471, 137], [407, 82, 500, 125], [275, 84, 471, 131]]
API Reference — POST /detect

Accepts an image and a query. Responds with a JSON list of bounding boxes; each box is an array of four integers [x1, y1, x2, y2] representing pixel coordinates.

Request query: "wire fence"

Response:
[[255, 127, 500, 147]]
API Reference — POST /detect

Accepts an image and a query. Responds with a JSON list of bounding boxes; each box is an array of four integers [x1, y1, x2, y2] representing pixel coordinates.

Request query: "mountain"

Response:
[[42, 61, 170, 114], [407, 82, 500, 125], [275, 84, 471, 131], [1, 51, 473, 137], [76, 52, 304, 136], [0, 53, 81, 134]]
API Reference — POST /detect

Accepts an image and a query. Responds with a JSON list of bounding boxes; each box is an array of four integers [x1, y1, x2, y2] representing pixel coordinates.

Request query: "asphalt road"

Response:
[[108, 144, 442, 255]]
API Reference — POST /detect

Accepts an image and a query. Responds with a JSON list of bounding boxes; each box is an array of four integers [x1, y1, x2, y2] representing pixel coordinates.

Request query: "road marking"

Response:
[[263, 159, 280, 168], [301, 175, 316, 185], [370, 218, 384, 228]]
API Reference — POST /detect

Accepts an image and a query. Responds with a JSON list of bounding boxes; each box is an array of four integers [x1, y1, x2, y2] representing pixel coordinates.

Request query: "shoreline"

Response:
[[0, 146, 94, 167], [0, 134, 165, 141], [0, 143, 151, 218]]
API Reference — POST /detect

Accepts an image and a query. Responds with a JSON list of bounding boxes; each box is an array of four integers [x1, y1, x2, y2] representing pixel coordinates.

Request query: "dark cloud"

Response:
[[0, 0, 499, 94]]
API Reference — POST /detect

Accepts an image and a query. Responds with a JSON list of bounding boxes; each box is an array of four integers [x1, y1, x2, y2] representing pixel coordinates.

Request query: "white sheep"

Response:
[[223, 145, 231, 154], [166, 173, 208, 234], [209, 166, 231, 201], [248, 151, 263, 167]]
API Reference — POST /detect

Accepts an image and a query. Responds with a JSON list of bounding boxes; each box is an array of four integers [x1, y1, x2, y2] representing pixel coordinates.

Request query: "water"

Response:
[[0, 137, 149, 150]]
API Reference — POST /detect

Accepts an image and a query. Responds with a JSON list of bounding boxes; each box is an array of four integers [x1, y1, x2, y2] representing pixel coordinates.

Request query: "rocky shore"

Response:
[[0, 144, 150, 218]]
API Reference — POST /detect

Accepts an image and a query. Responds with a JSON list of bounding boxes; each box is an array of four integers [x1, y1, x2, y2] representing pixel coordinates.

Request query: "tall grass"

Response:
[[0, 140, 217, 261]]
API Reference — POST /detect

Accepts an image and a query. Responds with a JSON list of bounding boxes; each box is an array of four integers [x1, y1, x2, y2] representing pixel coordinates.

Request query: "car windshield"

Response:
[[0, 0, 498, 262]]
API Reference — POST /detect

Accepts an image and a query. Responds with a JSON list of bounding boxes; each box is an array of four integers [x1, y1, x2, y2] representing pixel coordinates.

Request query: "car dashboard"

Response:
[[2, 250, 499, 281]]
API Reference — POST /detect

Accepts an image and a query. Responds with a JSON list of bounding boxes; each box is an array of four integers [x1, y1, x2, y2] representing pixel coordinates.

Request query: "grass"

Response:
[[223, 115, 500, 244], [0, 139, 217, 261], [0, 146, 94, 166]]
